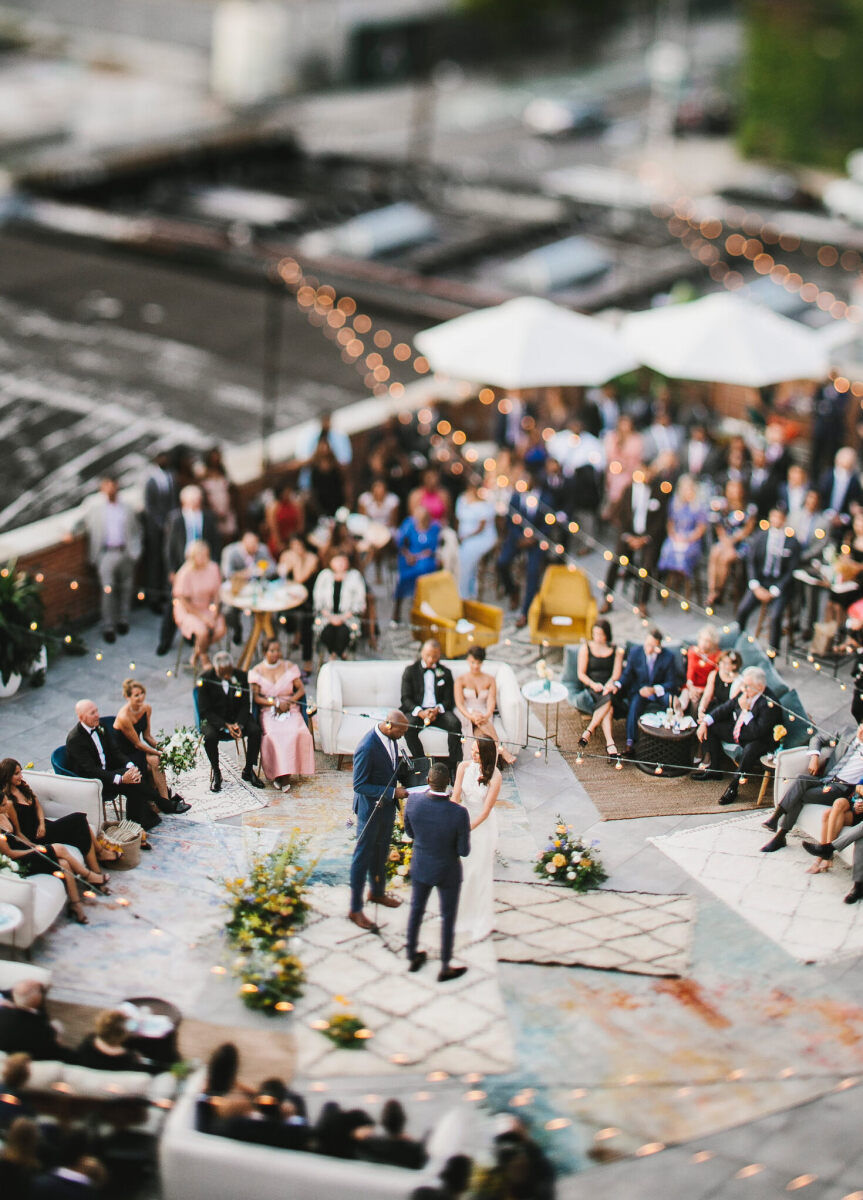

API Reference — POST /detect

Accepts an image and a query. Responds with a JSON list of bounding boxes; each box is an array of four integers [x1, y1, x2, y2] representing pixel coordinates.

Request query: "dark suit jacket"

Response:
[[30, 1172, 96, 1199], [616, 645, 677, 701], [143, 469, 178, 530], [404, 790, 470, 888], [221, 1114, 310, 1151], [745, 529, 801, 589], [65, 722, 129, 795], [400, 661, 455, 716], [0, 1003, 68, 1061], [609, 480, 669, 544], [708, 692, 773, 747], [352, 726, 401, 814], [163, 508, 221, 575], [359, 1134, 428, 1170], [196, 669, 253, 730], [818, 467, 863, 517]]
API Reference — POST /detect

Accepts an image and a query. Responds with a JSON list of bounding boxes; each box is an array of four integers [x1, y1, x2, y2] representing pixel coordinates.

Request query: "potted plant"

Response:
[[0, 560, 44, 697]]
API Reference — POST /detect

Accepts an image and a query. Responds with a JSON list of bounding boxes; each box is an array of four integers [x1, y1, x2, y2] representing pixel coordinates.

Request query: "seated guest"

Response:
[[656, 474, 708, 581], [788, 488, 827, 566], [0, 1117, 40, 1200], [735, 507, 801, 651], [678, 625, 720, 716], [221, 1077, 309, 1150], [1, 757, 117, 873], [693, 666, 772, 804], [312, 554, 366, 660], [358, 477, 400, 529], [803, 786, 863, 874], [799, 817, 863, 904], [697, 650, 743, 722], [454, 646, 517, 766], [0, 1055, 35, 1129], [394, 505, 440, 625], [358, 1099, 428, 1170], [314, 1102, 375, 1159], [316, 513, 359, 571], [761, 723, 863, 852], [491, 1114, 555, 1200], [66, 699, 170, 832], [113, 680, 190, 813], [30, 1141, 107, 1198], [172, 540, 227, 674], [76, 1009, 151, 1073], [197, 653, 263, 793], [777, 463, 809, 520], [607, 628, 677, 757], [705, 479, 757, 608], [266, 478, 304, 559], [0, 981, 71, 1061], [1, 800, 98, 925], [277, 534, 319, 673], [572, 620, 624, 761], [157, 483, 222, 656], [220, 530, 276, 645], [248, 638, 315, 791], [410, 1154, 473, 1200], [401, 639, 462, 781], [195, 1043, 255, 1133]]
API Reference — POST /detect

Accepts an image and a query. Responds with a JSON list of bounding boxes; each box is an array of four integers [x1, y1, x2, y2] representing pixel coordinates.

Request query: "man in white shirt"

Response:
[[79, 475, 141, 644]]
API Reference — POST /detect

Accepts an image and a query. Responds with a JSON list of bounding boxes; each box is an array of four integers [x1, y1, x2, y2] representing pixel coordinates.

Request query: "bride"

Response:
[[451, 737, 501, 943]]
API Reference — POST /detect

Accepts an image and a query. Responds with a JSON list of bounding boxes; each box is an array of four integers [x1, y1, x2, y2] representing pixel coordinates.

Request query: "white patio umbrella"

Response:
[[621, 292, 828, 387], [413, 296, 638, 389]]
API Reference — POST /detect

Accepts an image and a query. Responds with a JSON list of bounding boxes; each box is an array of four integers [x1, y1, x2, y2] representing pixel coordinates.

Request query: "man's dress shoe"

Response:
[[242, 771, 264, 789], [210, 771, 222, 793], [408, 952, 427, 973], [348, 911, 378, 933], [438, 966, 468, 983], [717, 785, 739, 805], [760, 832, 787, 853], [845, 883, 863, 904], [368, 893, 402, 909]]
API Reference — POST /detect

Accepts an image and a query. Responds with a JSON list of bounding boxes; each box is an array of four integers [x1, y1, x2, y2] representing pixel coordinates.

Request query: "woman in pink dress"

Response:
[[172, 541, 226, 672], [409, 467, 450, 526], [603, 414, 643, 514], [248, 638, 315, 791]]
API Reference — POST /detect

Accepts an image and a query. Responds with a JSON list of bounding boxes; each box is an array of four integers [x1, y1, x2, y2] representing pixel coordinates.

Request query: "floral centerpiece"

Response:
[[235, 946, 305, 1013], [386, 813, 413, 883], [772, 723, 788, 756], [536, 658, 554, 694], [534, 816, 607, 892], [156, 726, 200, 781], [315, 997, 372, 1049], [0, 851, 22, 877]]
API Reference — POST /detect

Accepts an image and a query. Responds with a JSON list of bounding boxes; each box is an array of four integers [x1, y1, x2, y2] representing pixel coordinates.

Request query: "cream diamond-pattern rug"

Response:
[[168, 752, 270, 823], [492, 881, 694, 976], [292, 884, 514, 1078], [650, 812, 863, 963]]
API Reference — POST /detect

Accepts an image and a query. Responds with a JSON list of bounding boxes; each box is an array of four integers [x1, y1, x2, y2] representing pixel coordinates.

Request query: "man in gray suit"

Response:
[[79, 475, 141, 644], [761, 723, 863, 852], [404, 762, 470, 983], [801, 807, 863, 904]]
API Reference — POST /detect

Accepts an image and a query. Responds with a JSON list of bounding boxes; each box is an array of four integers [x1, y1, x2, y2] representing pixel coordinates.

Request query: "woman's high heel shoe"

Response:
[[606, 743, 620, 763], [577, 731, 592, 749], [68, 901, 89, 925]]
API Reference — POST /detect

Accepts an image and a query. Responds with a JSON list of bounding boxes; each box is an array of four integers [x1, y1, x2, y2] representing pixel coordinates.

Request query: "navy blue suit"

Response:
[[350, 726, 402, 912], [615, 645, 678, 747], [496, 490, 547, 618], [405, 788, 470, 968]]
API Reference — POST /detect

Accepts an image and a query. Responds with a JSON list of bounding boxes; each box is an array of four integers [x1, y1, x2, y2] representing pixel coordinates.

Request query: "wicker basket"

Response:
[[102, 820, 143, 869]]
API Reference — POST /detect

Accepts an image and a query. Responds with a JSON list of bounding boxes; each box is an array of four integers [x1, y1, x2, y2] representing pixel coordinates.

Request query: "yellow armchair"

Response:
[[527, 564, 597, 646], [410, 571, 503, 658]]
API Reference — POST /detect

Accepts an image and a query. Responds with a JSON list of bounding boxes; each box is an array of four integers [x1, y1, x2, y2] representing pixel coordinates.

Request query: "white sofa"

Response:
[[773, 746, 855, 869], [160, 1069, 480, 1200], [315, 658, 527, 761], [0, 771, 104, 950]]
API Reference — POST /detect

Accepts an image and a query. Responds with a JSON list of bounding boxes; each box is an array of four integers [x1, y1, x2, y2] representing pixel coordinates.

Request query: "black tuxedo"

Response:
[[702, 691, 773, 789], [0, 1001, 70, 1061], [65, 722, 163, 831], [196, 668, 261, 776], [736, 528, 801, 649], [400, 661, 461, 775], [604, 479, 669, 606], [404, 788, 470, 969], [158, 507, 222, 649], [142, 467, 177, 608]]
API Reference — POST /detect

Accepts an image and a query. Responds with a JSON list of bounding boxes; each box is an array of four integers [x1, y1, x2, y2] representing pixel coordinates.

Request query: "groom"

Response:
[[404, 762, 471, 983]]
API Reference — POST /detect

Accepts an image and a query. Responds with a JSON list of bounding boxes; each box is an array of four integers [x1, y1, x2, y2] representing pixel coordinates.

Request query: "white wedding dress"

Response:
[[456, 761, 499, 944]]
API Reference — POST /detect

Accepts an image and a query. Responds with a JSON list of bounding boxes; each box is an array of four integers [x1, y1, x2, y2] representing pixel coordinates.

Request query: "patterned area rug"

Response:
[[294, 883, 514, 1078], [172, 751, 271, 823], [650, 812, 863, 963], [493, 882, 694, 977]]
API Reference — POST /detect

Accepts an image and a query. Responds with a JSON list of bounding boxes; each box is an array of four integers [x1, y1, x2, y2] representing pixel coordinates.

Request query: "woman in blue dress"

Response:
[[393, 504, 440, 623], [657, 475, 709, 579]]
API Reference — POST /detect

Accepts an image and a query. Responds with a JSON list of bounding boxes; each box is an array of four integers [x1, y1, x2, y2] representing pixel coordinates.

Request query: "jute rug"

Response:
[[557, 705, 759, 821], [492, 881, 694, 977]]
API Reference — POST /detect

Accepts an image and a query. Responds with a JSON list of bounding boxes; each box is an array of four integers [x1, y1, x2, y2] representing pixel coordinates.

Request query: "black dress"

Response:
[[585, 646, 617, 688], [113, 713, 151, 776], [705, 675, 734, 714], [76, 1034, 147, 1073], [13, 799, 91, 862], [319, 580, 352, 656]]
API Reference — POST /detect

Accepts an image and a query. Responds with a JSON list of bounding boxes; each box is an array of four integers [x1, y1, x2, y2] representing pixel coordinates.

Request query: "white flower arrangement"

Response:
[[156, 726, 201, 778], [0, 852, 20, 875]]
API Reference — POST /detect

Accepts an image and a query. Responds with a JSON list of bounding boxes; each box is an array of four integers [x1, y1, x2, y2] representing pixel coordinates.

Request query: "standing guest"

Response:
[[158, 484, 221, 655], [454, 646, 517, 765], [172, 541, 226, 673], [705, 479, 757, 608], [198, 447, 238, 543], [607, 628, 678, 757], [78, 475, 141, 645], [656, 474, 708, 582], [265, 478, 304, 560], [0, 981, 71, 1061], [401, 639, 462, 783], [409, 467, 451, 527], [309, 442, 348, 518], [748, 444, 781, 517], [600, 457, 672, 617], [66, 699, 170, 831], [572, 620, 624, 761], [113, 680, 189, 812], [297, 413, 353, 492], [496, 476, 545, 628], [404, 762, 470, 983], [393, 505, 440, 625], [735, 507, 801, 651], [788, 488, 826, 561], [693, 666, 773, 804], [684, 424, 717, 479], [197, 652, 263, 794], [348, 710, 409, 933], [819, 446, 863, 536], [0, 802, 95, 926], [811, 376, 850, 480], [278, 534, 320, 672], [313, 554, 366, 660], [718, 436, 751, 490], [221, 530, 276, 646], [777, 463, 809, 519], [248, 638, 315, 791], [761, 723, 863, 852], [602, 414, 643, 515], [76, 1010, 151, 1073], [455, 479, 497, 600], [678, 625, 721, 716], [358, 477, 400, 528], [142, 450, 177, 613], [643, 400, 683, 461], [0, 1117, 40, 1200]]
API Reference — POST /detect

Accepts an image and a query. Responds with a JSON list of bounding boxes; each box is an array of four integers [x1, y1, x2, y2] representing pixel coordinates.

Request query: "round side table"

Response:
[[636, 720, 697, 778], [521, 680, 568, 762]]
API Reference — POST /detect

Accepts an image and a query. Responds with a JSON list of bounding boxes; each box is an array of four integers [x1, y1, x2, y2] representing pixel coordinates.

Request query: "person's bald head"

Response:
[[11, 980, 46, 1011], [379, 710, 408, 740], [76, 699, 99, 728]]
